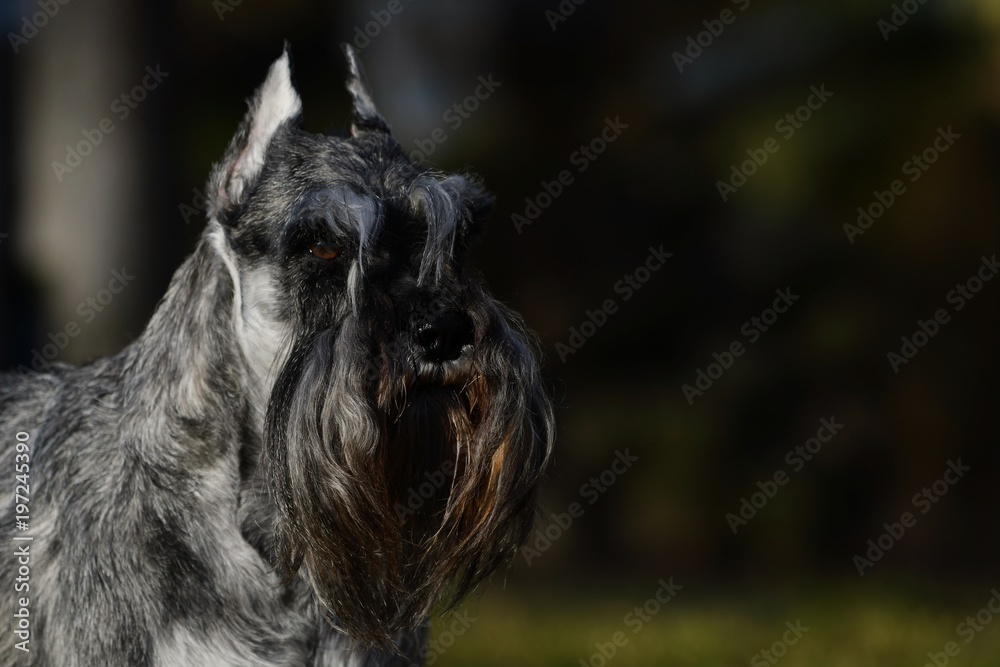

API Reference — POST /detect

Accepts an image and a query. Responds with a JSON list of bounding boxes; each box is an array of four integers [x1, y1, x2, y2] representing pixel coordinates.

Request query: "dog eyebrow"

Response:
[[296, 185, 382, 315], [408, 175, 470, 285], [299, 177, 474, 287], [296, 185, 382, 253]]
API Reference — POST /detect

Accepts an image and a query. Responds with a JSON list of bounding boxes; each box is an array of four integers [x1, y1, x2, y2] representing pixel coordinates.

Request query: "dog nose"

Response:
[[415, 312, 474, 363]]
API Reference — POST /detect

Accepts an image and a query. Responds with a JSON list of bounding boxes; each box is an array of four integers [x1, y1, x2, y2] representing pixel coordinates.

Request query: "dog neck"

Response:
[[113, 225, 261, 457]]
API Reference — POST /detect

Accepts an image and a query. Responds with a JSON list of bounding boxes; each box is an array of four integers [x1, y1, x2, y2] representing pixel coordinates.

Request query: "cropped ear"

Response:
[[341, 44, 390, 136], [208, 46, 302, 222]]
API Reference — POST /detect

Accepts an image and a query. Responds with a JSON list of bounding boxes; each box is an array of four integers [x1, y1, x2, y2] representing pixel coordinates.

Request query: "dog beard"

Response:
[[262, 302, 553, 651]]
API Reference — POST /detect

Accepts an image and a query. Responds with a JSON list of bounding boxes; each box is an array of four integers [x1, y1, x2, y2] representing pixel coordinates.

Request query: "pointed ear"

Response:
[[341, 44, 390, 136], [208, 46, 302, 221]]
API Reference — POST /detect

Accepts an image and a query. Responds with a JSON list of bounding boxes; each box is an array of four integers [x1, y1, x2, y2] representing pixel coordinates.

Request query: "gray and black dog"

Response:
[[0, 46, 553, 666]]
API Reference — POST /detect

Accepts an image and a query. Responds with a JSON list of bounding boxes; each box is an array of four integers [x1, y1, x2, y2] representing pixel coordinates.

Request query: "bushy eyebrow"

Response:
[[293, 175, 488, 290], [294, 185, 382, 260], [408, 174, 488, 285]]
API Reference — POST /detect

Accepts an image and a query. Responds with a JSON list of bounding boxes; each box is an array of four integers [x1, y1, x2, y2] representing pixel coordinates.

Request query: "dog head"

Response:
[[204, 46, 554, 650]]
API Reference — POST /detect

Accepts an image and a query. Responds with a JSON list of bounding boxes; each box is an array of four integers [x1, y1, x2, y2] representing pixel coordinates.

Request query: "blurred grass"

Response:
[[432, 581, 1000, 666]]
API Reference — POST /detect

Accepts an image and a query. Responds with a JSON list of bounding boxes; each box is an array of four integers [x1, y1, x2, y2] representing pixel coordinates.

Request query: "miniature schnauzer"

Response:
[[0, 46, 554, 666]]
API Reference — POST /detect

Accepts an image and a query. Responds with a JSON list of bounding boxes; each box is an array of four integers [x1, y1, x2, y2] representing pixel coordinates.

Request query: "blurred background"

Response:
[[2, 0, 999, 664]]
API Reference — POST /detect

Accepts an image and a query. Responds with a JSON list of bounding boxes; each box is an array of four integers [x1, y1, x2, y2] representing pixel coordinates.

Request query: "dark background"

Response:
[[1, 0, 998, 664]]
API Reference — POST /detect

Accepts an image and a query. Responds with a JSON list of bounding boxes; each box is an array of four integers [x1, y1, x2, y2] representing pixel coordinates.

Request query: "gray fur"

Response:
[[0, 46, 552, 665]]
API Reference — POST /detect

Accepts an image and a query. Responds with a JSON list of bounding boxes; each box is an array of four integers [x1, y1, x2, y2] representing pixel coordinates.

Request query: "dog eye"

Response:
[[309, 241, 340, 261]]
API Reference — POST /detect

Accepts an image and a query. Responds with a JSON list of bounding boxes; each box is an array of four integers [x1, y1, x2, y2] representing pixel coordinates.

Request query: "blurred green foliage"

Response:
[[437, 582, 1000, 666]]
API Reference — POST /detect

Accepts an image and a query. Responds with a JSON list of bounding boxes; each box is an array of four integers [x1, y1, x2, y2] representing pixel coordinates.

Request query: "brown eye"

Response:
[[310, 241, 340, 261]]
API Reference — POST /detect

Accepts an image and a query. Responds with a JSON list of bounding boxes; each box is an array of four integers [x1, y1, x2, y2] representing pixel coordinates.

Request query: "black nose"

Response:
[[415, 312, 474, 363]]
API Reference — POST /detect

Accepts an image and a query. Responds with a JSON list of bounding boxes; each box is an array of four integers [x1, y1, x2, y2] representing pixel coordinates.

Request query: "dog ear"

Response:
[[208, 46, 302, 221], [342, 44, 391, 136]]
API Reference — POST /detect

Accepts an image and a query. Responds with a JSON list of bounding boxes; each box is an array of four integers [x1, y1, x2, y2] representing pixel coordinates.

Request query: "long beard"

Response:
[[262, 308, 552, 651]]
